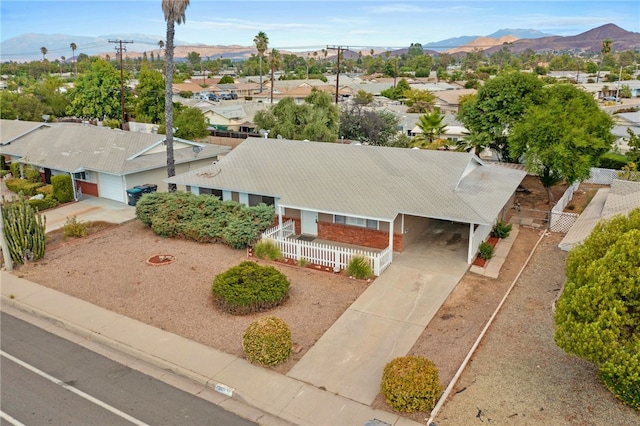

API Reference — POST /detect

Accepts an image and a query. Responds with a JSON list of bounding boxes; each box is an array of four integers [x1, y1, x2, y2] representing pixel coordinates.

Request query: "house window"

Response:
[[200, 188, 223, 198], [248, 194, 275, 207], [73, 171, 89, 181], [334, 215, 378, 230]]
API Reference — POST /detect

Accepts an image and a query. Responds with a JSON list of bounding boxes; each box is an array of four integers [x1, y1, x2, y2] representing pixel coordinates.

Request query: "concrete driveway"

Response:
[[42, 196, 136, 232], [287, 221, 470, 405]]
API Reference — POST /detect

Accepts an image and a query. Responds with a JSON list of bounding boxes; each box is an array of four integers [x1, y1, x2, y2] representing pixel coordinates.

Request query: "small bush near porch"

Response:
[[135, 191, 275, 249]]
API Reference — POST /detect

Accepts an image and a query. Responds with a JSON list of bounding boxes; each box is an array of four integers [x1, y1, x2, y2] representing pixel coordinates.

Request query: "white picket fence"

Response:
[[260, 220, 392, 276], [585, 167, 619, 185]]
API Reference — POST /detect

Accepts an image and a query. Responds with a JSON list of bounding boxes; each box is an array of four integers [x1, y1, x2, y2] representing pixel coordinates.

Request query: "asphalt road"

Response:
[[0, 311, 257, 426]]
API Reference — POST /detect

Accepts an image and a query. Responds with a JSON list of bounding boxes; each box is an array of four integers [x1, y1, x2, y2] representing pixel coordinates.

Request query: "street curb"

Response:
[[0, 296, 294, 426]]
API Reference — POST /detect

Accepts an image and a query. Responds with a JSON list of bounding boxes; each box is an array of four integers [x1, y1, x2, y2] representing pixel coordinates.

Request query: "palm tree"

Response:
[[410, 109, 448, 149], [70, 42, 77, 75], [40, 46, 48, 61], [253, 31, 268, 93], [158, 40, 165, 60], [596, 38, 612, 83], [268, 48, 282, 104], [162, 0, 190, 192]]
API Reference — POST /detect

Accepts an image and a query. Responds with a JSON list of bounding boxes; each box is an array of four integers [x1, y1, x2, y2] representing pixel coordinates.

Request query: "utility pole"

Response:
[[327, 45, 347, 104], [108, 39, 133, 129]]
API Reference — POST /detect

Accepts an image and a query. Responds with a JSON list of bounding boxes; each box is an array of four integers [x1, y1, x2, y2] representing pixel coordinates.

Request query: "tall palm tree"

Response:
[[158, 40, 165, 60], [410, 109, 448, 149], [162, 0, 190, 192], [40, 46, 48, 61], [70, 42, 77, 75], [268, 48, 282, 104], [596, 38, 612, 83], [253, 31, 268, 93]]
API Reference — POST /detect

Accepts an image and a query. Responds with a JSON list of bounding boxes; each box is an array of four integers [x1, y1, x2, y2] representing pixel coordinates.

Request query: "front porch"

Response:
[[260, 220, 393, 276]]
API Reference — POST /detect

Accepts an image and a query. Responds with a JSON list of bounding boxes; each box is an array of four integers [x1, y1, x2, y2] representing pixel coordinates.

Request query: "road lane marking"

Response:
[[0, 410, 27, 426], [0, 350, 149, 426]]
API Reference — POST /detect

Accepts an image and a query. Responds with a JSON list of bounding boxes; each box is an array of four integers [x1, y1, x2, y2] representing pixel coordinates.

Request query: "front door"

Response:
[[300, 210, 318, 236]]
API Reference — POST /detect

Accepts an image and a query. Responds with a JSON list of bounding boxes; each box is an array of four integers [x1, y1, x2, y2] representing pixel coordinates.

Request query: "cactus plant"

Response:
[[1, 196, 46, 264]]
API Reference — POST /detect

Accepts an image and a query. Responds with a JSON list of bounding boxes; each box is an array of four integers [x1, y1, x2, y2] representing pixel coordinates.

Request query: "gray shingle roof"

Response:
[[1, 120, 230, 175], [0, 119, 46, 145], [167, 138, 526, 225]]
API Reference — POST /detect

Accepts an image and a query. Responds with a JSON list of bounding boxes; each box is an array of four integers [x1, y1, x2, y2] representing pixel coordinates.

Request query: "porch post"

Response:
[[468, 223, 474, 264], [278, 205, 283, 239], [388, 218, 394, 251]]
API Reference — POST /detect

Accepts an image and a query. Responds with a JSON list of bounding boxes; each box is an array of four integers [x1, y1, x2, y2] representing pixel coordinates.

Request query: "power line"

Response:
[[108, 39, 133, 129]]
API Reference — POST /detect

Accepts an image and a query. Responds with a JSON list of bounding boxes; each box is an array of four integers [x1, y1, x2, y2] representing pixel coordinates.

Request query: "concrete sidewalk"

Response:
[[0, 272, 421, 426]]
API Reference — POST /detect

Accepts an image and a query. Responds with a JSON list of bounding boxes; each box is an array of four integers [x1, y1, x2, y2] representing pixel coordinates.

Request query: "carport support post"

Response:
[[388, 219, 394, 253], [70, 173, 79, 201], [467, 223, 474, 264], [277, 205, 283, 239]]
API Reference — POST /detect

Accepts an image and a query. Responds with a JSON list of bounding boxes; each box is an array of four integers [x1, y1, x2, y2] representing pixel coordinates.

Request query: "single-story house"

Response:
[[0, 119, 230, 203], [166, 138, 526, 268]]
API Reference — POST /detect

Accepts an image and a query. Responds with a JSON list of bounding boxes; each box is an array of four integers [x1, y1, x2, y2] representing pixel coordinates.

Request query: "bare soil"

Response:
[[9, 175, 633, 424]]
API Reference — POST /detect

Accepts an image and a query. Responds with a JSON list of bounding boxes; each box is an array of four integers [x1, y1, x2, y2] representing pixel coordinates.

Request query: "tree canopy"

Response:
[[254, 89, 339, 142], [457, 71, 544, 162], [509, 84, 614, 202], [135, 66, 165, 124], [555, 209, 640, 410], [410, 109, 448, 149], [66, 58, 123, 121], [339, 104, 399, 146]]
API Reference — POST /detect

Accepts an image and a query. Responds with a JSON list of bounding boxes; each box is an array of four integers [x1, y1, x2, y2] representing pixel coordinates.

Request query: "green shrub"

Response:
[[212, 260, 290, 315], [1, 196, 46, 264], [254, 239, 283, 261], [347, 255, 373, 279], [62, 216, 88, 238], [4, 177, 44, 196], [242, 316, 292, 367], [381, 356, 443, 413], [298, 257, 308, 267], [10, 163, 41, 182], [479, 241, 494, 260], [599, 152, 629, 170], [36, 185, 53, 196], [491, 221, 512, 239], [222, 214, 261, 249], [0, 170, 10, 178], [28, 195, 59, 211], [51, 174, 74, 203]]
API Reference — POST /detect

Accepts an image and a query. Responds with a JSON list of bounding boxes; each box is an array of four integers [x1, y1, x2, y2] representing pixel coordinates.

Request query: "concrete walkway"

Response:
[[288, 223, 470, 405]]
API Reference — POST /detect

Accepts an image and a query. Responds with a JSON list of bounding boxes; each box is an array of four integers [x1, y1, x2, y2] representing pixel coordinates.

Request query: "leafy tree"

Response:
[[254, 31, 269, 93], [509, 84, 614, 203], [254, 89, 338, 142], [34, 75, 69, 118], [268, 48, 282, 104], [339, 104, 399, 146], [162, 0, 190, 192], [411, 109, 448, 149], [407, 43, 424, 57], [596, 38, 612, 83], [380, 78, 410, 100], [353, 89, 373, 105], [186, 51, 201, 70], [173, 107, 208, 140], [457, 71, 544, 162], [66, 58, 122, 120], [40, 46, 47, 61], [555, 209, 640, 410], [135, 66, 165, 124], [219, 75, 234, 84], [625, 128, 640, 164], [404, 88, 436, 113]]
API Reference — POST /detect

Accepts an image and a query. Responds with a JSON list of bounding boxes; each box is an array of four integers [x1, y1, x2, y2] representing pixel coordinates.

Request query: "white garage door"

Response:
[[98, 173, 125, 203]]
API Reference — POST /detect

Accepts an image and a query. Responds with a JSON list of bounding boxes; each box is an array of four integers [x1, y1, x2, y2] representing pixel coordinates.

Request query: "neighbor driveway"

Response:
[[287, 221, 470, 405], [42, 196, 136, 232]]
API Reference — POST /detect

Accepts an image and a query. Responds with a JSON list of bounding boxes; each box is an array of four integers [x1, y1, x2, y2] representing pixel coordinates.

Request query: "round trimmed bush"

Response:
[[212, 261, 290, 315], [381, 356, 443, 413], [243, 316, 292, 367]]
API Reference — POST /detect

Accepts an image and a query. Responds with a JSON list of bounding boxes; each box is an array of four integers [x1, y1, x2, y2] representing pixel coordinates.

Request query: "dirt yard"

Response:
[[9, 174, 634, 424]]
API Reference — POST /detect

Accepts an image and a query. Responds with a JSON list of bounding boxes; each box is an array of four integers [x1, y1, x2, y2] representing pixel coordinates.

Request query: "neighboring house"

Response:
[[199, 104, 247, 131], [434, 88, 477, 114], [559, 179, 640, 251], [612, 111, 640, 153], [166, 137, 526, 267], [0, 119, 230, 203]]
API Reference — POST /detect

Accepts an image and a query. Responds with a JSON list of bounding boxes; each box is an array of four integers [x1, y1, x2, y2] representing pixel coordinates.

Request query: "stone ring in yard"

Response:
[[146, 254, 176, 266]]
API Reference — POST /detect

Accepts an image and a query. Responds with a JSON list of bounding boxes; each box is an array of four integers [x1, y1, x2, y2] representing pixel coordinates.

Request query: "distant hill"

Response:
[[483, 23, 640, 53], [424, 28, 552, 51]]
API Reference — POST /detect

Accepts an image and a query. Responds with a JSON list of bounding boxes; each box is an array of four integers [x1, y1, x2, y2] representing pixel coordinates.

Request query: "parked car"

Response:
[[208, 94, 220, 102], [220, 92, 238, 100], [603, 96, 620, 102]]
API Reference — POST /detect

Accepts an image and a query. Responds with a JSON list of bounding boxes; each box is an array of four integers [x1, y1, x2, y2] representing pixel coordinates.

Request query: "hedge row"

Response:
[[135, 191, 275, 249]]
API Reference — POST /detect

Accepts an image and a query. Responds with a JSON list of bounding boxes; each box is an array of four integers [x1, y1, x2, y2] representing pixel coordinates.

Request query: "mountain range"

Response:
[[1, 24, 639, 62]]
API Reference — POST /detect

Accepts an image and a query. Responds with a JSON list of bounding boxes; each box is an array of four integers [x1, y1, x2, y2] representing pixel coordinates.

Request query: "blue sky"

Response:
[[2, 0, 639, 49]]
